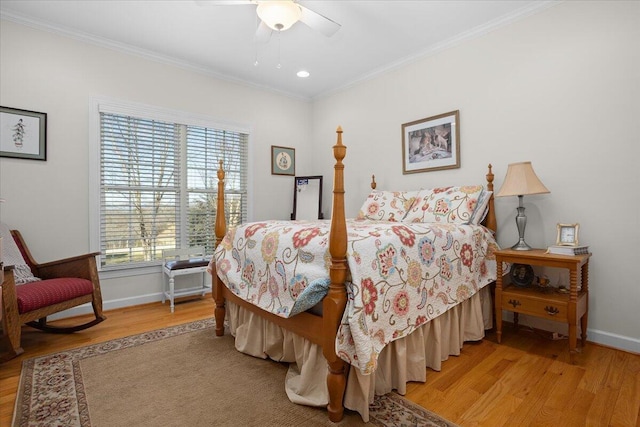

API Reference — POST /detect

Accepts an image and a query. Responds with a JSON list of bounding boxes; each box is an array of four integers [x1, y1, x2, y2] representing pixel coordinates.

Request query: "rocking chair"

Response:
[[1, 229, 105, 360]]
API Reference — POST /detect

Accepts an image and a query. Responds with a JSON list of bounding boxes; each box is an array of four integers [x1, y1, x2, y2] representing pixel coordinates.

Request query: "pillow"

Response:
[[356, 190, 419, 222], [468, 189, 493, 225], [400, 189, 433, 222], [402, 185, 484, 224]]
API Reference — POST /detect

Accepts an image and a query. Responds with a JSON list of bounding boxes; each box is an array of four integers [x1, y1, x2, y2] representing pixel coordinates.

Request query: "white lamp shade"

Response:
[[496, 161, 549, 197], [256, 1, 302, 31]]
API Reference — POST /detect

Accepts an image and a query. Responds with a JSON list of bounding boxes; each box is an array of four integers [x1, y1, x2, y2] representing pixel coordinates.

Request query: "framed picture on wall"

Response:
[[0, 106, 47, 161], [271, 145, 295, 176], [401, 110, 459, 174]]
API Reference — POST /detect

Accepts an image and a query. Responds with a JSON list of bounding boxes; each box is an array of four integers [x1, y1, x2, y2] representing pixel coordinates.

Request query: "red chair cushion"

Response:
[[16, 278, 94, 314]]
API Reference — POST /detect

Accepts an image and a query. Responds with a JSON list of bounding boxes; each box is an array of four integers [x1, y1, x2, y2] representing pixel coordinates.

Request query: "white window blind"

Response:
[[98, 111, 248, 269], [186, 126, 248, 253]]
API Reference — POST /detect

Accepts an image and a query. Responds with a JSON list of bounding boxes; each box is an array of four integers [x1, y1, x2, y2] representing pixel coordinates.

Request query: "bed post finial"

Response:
[[333, 126, 345, 160], [213, 159, 227, 337], [215, 160, 226, 245], [371, 175, 377, 190], [484, 163, 497, 234], [486, 164, 494, 192]]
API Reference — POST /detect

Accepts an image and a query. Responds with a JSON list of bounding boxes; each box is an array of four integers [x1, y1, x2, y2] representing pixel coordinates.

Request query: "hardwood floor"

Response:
[[1, 297, 638, 426]]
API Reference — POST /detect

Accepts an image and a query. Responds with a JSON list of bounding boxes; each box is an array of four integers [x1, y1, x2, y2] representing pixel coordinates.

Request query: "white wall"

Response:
[[0, 20, 312, 307], [311, 1, 640, 352]]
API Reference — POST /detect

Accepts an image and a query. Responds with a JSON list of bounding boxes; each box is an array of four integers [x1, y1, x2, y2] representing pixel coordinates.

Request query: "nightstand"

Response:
[[495, 248, 591, 363]]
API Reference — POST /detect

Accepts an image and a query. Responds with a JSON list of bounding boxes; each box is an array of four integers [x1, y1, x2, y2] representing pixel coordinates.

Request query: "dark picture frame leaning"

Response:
[[401, 110, 460, 174], [271, 145, 295, 176], [0, 106, 47, 161]]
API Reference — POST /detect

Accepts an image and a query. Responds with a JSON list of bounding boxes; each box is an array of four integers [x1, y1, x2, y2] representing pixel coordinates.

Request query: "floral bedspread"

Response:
[[213, 219, 499, 375]]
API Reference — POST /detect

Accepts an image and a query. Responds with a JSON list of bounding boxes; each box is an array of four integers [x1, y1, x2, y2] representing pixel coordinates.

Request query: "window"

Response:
[[93, 101, 248, 270]]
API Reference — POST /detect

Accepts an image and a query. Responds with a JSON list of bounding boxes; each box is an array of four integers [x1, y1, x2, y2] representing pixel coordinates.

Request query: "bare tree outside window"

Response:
[[99, 111, 248, 269]]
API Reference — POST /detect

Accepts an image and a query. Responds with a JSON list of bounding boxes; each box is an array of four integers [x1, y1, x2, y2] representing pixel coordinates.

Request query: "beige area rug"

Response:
[[13, 318, 458, 427]]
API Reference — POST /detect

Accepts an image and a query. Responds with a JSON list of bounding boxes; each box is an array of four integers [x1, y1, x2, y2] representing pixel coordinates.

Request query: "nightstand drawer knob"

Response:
[[545, 306, 560, 316], [508, 299, 521, 308]]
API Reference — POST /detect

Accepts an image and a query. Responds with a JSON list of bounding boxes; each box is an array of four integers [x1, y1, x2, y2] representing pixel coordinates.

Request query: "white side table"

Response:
[[162, 247, 211, 313]]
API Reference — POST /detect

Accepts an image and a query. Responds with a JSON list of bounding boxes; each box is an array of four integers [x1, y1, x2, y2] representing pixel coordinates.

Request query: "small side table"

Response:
[[495, 248, 591, 364], [162, 247, 211, 313]]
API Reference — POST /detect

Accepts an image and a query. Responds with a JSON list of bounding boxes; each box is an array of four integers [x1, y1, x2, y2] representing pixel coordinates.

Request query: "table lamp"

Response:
[[496, 162, 549, 250]]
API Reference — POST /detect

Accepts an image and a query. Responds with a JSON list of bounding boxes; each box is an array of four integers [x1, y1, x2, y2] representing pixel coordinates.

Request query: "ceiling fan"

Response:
[[198, 1, 341, 41]]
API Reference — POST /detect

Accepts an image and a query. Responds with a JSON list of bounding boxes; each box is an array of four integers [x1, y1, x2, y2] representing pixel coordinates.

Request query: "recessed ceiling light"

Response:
[[297, 70, 310, 78]]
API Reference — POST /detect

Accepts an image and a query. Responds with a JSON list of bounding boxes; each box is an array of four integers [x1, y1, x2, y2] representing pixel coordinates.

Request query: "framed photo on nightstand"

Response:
[[556, 223, 579, 246]]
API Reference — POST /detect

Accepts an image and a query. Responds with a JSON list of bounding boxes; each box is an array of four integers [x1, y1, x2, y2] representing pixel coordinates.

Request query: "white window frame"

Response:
[[89, 97, 253, 276]]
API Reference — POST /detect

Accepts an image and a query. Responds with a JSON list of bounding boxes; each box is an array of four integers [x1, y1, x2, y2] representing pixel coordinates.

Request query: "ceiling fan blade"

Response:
[[298, 4, 341, 37], [255, 20, 272, 43]]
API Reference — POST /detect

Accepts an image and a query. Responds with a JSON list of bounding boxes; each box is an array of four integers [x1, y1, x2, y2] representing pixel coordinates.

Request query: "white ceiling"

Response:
[[0, 1, 553, 100]]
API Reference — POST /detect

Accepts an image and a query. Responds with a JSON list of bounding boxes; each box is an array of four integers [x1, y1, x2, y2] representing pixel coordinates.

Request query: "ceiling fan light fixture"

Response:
[[256, 1, 301, 32]]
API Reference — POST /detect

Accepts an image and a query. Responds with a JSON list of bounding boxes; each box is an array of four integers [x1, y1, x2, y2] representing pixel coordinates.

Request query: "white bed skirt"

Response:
[[226, 286, 493, 422]]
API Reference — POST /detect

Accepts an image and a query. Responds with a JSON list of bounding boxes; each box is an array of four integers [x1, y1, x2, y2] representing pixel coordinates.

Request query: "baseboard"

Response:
[[588, 329, 640, 355], [47, 292, 168, 321], [501, 311, 639, 355]]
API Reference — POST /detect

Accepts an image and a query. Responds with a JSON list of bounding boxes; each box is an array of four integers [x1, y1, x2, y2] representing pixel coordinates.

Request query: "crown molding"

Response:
[[1, 2, 559, 102], [314, 1, 560, 100]]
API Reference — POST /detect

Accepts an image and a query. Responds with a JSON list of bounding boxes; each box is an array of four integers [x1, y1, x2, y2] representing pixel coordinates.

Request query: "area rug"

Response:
[[13, 318, 457, 427]]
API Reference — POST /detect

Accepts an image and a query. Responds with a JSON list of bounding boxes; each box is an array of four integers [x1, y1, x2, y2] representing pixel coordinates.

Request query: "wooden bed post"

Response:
[[483, 164, 497, 234], [323, 126, 348, 422], [213, 160, 227, 337]]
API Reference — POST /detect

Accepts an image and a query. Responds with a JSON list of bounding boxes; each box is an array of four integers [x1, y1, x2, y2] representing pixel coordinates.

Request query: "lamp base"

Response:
[[511, 197, 532, 250], [511, 240, 533, 251]]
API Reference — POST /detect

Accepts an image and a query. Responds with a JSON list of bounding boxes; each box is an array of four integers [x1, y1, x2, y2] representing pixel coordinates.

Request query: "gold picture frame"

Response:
[[556, 223, 580, 246]]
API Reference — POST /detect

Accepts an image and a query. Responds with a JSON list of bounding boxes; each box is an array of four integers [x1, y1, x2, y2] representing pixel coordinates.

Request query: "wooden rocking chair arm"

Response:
[[36, 253, 100, 281], [36, 252, 101, 269]]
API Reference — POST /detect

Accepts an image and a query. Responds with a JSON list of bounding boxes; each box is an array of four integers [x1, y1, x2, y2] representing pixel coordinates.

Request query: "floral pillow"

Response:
[[402, 185, 485, 224], [356, 190, 419, 222]]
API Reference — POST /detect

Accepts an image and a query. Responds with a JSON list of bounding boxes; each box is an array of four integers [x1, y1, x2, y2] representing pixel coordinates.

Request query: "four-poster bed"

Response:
[[210, 126, 499, 422]]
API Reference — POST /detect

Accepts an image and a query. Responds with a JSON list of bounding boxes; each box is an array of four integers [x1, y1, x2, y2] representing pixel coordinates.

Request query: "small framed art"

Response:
[[401, 110, 460, 174], [271, 145, 295, 176], [0, 106, 47, 161], [556, 223, 580, 246]]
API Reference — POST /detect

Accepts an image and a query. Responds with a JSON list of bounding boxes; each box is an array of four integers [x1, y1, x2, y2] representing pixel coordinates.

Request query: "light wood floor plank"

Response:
[[559, 388, 595, 427], [610, 353, 640, 427]]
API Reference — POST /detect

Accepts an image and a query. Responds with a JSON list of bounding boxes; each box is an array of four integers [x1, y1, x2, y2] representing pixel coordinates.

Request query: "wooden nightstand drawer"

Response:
[[501, 288, 568, 321]]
